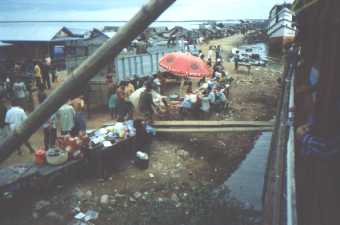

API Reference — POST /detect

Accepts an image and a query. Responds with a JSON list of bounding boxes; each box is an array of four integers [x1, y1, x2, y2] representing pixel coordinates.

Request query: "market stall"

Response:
[[163, 78, 231, 119], [159, 52, 213, 95], [158, 52, 216, 119], [0, 120, 155, 203], [86, 120, 137, 178]]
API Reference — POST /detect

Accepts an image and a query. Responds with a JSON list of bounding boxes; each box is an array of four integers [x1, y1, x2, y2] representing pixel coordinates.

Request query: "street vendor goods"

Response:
[[35, 148, 46, 165], [88, 120, 136, 149], [46, 148, 68, 165]]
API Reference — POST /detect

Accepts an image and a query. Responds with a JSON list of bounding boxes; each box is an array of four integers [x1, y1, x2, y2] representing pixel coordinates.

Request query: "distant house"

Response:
[[0, 24, 83, 68], [198, 28, 214, 40], [143, 27, 168, 41], [64, 28, 114, 73], [63, 28, 117, 109], [65, 28, 115, 56], [102, 26, 120, 33], [152, 26, 169, 34], [65, 27, 90, 38], [167, 26, 190, 38], [0, 42, 12, 78]]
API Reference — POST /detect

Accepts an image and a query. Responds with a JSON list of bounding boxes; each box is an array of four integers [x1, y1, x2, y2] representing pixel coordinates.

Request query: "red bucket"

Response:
[[35, 148, 46, 165]]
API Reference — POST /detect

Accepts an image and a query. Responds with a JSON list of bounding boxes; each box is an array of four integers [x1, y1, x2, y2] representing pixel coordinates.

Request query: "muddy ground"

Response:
[[0, 34, 282, 225]]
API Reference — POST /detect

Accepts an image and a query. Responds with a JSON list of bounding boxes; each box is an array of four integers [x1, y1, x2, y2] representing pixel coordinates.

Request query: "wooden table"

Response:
[[88, 136, 136, 179]]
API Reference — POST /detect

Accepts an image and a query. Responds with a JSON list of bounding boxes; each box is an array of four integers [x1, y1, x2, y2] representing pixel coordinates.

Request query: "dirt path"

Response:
[[1, 35, 282, 225]]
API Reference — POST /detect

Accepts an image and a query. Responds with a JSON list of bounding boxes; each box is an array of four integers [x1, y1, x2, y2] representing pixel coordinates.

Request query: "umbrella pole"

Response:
[[180, 78, 185, 96]]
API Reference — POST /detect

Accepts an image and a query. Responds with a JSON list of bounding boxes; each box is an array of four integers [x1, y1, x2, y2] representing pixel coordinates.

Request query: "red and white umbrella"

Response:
[[159, 52, 213, 79]]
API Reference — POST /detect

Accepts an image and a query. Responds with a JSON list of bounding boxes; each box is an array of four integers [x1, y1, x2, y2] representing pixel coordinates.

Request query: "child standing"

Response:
[[108, 92, 117, 119]]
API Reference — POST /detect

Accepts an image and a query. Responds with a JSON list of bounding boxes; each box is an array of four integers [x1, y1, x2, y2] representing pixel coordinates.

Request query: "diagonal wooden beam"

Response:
[[0, 0, 176, 163]]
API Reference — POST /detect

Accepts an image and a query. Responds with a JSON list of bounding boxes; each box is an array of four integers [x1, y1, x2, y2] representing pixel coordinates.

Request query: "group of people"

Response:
[[179, 78, 229, 119], [177, 45, 232, 119], [198, 45, 223, 68], [108, 75, 164, 122], [0, 56, 57, 112], [33, 56, 57, 91], [0, 46, 234, 155], [108, 80, 135, 121], [0, 93, 87, 154]]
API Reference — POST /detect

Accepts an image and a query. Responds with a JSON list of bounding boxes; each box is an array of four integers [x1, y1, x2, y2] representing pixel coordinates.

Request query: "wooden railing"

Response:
[[263, 57, 298, 225]]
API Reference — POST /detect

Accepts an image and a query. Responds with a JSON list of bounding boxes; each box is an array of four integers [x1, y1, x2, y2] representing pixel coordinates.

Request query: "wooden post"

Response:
[[0, 0, 176, 163]]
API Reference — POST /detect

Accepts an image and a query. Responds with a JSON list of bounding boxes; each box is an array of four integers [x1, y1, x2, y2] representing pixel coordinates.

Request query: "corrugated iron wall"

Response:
[[115, 45, 182, 81]]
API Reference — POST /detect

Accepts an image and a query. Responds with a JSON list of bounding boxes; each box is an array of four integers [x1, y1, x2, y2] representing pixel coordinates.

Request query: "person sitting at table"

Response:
[[214, 70, 222, 81], [179, 86, 197, 118], [208, 87, 217, 111], [219, 71, 227, 84], [208, 87, 216, 102], [200, 90, 211, 119], [207, 79, 217, 90], [215, 86, 228, 112], [198, 76, 206, 87]]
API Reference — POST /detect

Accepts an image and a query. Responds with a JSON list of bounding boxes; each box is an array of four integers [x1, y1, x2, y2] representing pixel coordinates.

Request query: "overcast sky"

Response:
[[0, 0, 294, 21]]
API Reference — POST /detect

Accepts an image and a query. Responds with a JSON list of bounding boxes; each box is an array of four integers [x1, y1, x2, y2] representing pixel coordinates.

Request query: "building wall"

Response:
[[0, 46, 10, 62], [65, 35, 113, 109], [5, 44, 50, 62]]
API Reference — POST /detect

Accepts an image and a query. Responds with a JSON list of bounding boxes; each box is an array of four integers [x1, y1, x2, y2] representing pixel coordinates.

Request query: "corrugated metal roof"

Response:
[[52, 37, 83, 42], [103, 31, 117, 39], [0, 23, 64, 42], [65, 27, 90, 37]]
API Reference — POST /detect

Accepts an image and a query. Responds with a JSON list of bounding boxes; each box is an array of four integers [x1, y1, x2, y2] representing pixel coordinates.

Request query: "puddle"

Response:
[[222, 132, 272, 211]]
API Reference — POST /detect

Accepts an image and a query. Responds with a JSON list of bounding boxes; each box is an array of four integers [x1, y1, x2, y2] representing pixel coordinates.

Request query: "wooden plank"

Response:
[[156, 127, 274, 133], [153, 120, 274, 127]]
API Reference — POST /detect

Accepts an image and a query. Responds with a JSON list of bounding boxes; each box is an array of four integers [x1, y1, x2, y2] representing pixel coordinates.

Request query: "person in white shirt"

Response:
[[215, 87, 228, 112], [57, 102, 75, 135], [200, 90, 211, 119], [207, 46, 213, 61], [5, 99, 34, 154], [208, 87, 216, 110], [180, 87, 198, 118]]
